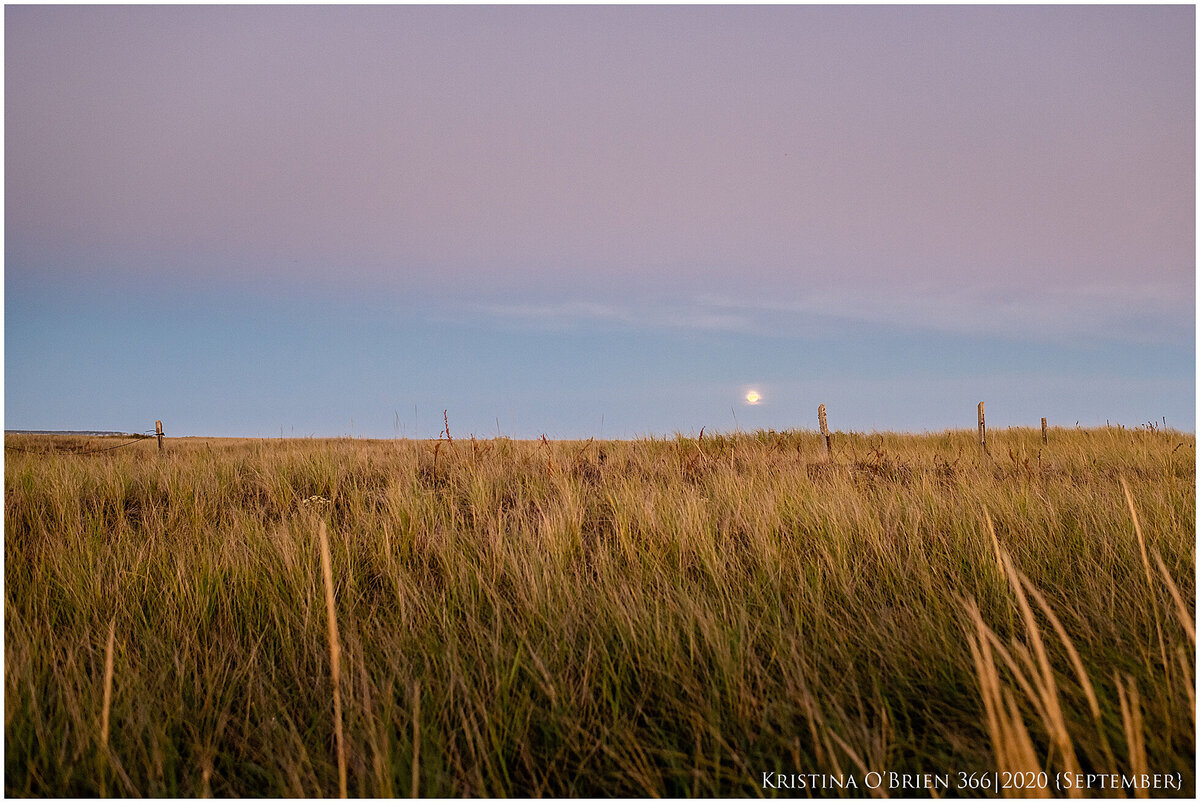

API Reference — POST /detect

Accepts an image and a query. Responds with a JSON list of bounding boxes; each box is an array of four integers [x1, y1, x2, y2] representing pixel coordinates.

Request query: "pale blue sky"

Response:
[[5, 5, 1194, 437]]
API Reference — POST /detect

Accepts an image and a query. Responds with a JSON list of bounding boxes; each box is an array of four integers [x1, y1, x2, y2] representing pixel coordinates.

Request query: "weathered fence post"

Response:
[[1041, 417, 1047, 445], [977, 402, 986, 452], [818, 404, 831, 457], [155, 420, 164, 453]]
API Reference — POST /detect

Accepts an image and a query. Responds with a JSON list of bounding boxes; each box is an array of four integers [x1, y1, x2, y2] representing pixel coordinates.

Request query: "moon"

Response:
[[744, 390, 762, 405]]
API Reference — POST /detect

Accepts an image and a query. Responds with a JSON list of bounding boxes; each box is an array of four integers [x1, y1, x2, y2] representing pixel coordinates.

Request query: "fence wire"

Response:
[[4, 431, 160, 456]]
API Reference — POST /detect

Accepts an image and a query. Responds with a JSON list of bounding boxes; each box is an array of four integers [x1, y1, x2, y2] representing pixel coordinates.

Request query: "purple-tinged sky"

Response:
[[5, 5, 1194, 437]]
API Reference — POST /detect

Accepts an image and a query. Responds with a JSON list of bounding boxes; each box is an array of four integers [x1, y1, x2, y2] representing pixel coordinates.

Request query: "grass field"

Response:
[[4, 427, 1195, 797]]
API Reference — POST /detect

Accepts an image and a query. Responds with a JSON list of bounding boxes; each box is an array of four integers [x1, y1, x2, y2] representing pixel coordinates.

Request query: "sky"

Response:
[[5, 4, 1195, 438]]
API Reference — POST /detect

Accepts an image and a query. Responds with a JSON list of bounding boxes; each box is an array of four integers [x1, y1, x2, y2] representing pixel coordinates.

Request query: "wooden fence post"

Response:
[[818, 404, 831, 457], [156, 420, 163, 453], [977, 402, 986, 452], [1041, 417, 1047, 445]]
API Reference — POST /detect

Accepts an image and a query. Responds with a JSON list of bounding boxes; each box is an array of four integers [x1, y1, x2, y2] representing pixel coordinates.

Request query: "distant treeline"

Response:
[[5, 430, 130, 436]]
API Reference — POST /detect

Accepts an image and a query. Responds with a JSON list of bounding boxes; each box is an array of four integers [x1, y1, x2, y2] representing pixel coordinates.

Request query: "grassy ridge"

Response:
[[4, 428, 1195, 796]]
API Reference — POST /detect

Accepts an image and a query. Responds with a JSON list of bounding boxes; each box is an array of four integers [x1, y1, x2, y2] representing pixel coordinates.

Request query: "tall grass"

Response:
[[317, 519, 347, 798], [4, 427, 1194, 796]]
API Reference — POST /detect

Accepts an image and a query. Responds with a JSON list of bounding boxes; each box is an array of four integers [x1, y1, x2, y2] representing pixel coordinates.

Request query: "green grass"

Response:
[[4, 427, 1195, 796]]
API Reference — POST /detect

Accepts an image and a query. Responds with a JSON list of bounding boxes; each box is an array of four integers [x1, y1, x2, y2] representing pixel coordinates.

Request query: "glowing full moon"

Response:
[[745, 390, 762, 405]]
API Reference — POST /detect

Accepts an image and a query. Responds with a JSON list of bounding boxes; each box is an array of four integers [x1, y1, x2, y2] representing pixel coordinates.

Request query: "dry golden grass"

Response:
[[3, 426, 1195, 796], [317, 519, 347, 798]]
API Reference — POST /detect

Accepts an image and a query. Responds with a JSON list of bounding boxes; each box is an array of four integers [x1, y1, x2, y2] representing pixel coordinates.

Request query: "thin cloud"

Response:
[[695, 282, 1193, 343], [466, 301, 754, 334], [461, 280, 1191, 344]]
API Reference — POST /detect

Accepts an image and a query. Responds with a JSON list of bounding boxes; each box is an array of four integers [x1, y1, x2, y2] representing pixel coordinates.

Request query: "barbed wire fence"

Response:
[[4, 430, 161, 456]]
